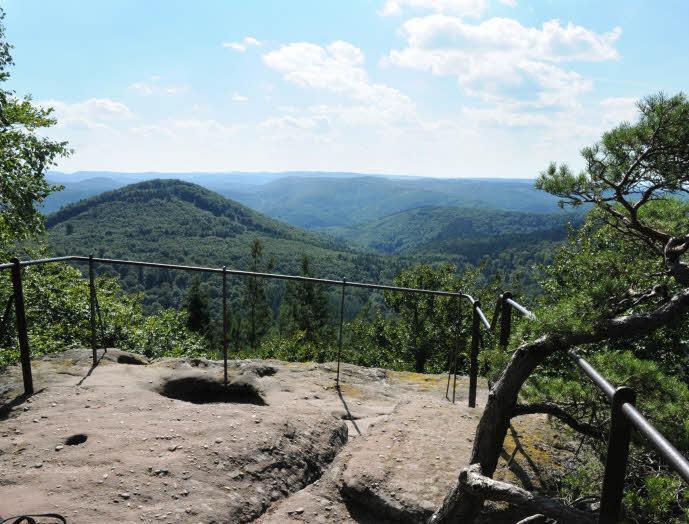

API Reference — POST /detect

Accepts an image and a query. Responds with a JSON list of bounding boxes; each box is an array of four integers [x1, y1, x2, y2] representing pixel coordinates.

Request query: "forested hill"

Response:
[[47, 179, 404, 309], [44, 171, 566, 230], [46, 179, 340, 248], [223, 176, 564, 229], [323, 206, 580, 255]]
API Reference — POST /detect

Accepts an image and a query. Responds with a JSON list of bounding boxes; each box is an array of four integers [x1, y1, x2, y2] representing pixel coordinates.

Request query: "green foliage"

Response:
[[522, 351, 689, 522], [251, 331, 337, 364], [537, 93, 689, 210], [185, 277, 210, 334], [624, 475, 689, 524], [280, 255, 332, 343], [347, 263, 500, 373], [47, 179, 405, 312], [520, 93, 689, 522], [504, 203, 689, 522], [243, 238, 274, 348], [0, 261, 208, 366], [327, 206, 577, 255]]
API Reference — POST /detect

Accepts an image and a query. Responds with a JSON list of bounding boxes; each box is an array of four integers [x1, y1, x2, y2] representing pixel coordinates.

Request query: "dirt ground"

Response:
[[0, 349, 562, 523]]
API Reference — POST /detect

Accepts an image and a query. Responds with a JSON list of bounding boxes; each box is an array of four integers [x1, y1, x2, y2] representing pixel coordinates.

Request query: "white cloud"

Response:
[[499, 0, 516, 6], [129, 76, 189, 96], [231, 93, 249, 102], [379, 0, 487, 17], [386, 15, 621, 108], [41, 98, 134, 129], [263, 40, 415, 123], [223, 36, 262, 52]]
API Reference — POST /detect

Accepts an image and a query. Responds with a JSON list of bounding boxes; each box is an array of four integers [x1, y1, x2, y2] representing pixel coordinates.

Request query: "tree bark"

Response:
[[430, 287, 689, 523], [436, 464, 595, 524]]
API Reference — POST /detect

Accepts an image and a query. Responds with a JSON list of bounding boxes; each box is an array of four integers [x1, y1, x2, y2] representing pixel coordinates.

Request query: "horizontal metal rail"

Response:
[[571, 349, 689, 482], [505, 298, 536, 320], [621, 403, 689, 483], [569, 349, 689, 522], [0, 255, 81, 271], [1, 254, 481, 302], [2, 254, 491, 407], [569, 349, 616, 399]]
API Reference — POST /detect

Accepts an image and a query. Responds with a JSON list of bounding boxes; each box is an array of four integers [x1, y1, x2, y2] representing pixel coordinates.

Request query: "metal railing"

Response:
[[492, 294, 689, 524], [3, 255, 689, 521], [0, 254, 490, 406]]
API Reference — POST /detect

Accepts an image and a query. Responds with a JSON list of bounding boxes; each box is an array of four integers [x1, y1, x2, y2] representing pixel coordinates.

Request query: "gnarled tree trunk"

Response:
[[430, 288, 689, 522]]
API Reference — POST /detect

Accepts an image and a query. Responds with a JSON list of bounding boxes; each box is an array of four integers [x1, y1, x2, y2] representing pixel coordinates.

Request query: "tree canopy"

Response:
[[435, 93, 689, 523]]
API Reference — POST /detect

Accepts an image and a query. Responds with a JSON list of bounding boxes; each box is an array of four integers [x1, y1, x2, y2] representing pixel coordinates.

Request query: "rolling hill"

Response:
[[222, 176, 565, 229], [44, 171, 565, 230], [323, 206, 579, 255], [47, 179, 404, 310]]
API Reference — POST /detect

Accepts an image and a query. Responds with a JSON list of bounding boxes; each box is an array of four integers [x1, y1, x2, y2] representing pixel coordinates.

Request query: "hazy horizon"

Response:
[[5, 1, 687, 177]]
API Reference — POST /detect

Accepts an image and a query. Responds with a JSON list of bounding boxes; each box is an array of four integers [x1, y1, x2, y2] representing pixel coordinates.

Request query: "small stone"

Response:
[[33, 462, 43, 468], [215, 438, 223, 444], [119, 492, 130, 500], [55, 445, 64, 451]]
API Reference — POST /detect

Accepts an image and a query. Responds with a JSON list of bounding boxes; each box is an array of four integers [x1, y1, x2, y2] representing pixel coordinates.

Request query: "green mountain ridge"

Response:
[[323, 206, 579, 255], [43, 171, 565, 230], [223, 175, 565, 229], [47, 179, 403, 309]]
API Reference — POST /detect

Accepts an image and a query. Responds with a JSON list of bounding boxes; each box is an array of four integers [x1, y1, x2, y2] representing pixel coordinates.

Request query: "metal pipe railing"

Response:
[[570, 349, 689, 522], [4, 255, 688, 522], [1, 254, 490, 406], [493, 300, 689, 523]]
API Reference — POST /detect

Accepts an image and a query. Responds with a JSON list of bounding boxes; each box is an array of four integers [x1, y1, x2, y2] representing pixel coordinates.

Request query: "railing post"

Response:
[[447, 297, 462, 403], [88, 254, 98, 366], [499, 292, 512, 349], [468, 300, 481, 408], [11, 258, 33, 395], [599, 386, 636, 524], [451, 331, 460, 404], [222, 266, 228, 388], [336, 279, 346, 388]]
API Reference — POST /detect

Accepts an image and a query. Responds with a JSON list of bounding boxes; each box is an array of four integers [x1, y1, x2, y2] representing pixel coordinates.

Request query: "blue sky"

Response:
[[3, 0, 688, 177]]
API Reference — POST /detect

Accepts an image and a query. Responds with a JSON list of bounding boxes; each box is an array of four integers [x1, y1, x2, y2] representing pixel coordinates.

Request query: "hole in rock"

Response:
[[117, 354, 145, 365], [65, 433, 88, 446], [159, 376, 266, 405]]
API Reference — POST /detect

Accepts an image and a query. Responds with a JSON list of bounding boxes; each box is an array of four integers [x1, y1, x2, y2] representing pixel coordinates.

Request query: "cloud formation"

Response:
[[42, 98, 134, 129], [263, 40, 415, 125], [223, 36, 262, 52], [379, 0, 487, 17], [386, 15, 621, 108]]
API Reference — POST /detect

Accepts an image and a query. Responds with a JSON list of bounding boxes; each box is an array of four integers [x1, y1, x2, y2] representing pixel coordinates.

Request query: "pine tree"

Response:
[[283, 255, 331, 343], [185, 277, 210, 334], [243, 238, 273, 349]]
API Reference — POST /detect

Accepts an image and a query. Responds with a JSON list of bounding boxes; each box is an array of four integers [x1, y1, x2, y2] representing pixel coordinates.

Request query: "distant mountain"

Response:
[[323, 206, 580, 255], [42, 176, 128, 214], [43, 170, 401, 214], [47, 179, 403, 309], [220, 176, 565, 229], [43, 172, 563, 229]]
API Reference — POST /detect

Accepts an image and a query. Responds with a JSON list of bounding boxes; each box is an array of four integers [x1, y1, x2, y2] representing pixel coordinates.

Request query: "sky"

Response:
[[2, 0, 688, 178]]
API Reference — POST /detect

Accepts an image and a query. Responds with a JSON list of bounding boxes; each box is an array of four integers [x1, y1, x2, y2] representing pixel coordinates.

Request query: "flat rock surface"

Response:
[[0, 349, 490, 523]]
